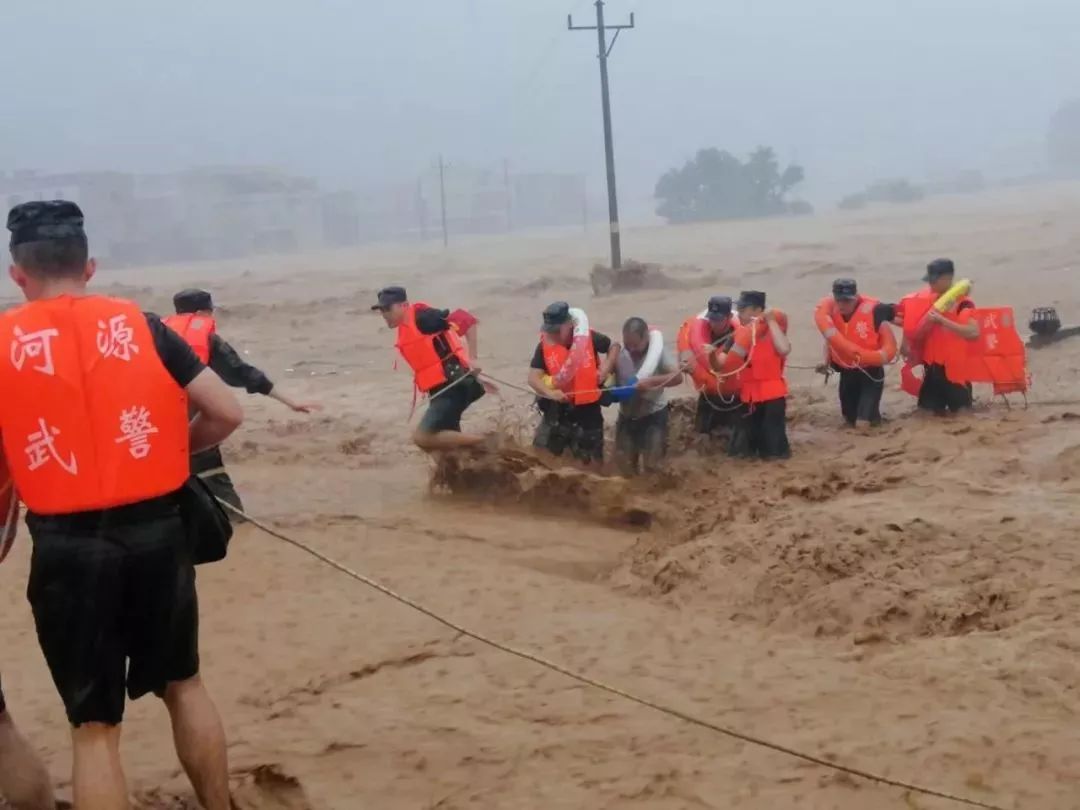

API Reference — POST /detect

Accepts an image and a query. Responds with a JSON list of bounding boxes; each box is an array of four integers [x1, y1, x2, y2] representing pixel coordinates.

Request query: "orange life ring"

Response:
[[814, 297, 896, 367], [677, 313, 740, 396]]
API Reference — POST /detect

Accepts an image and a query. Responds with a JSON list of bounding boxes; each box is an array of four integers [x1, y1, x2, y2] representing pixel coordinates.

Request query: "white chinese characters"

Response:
[[115, 406, 158, 459], [96, 314, 140, 361], [854, 321, 871, 340], [11, 326, 60, 376], [25, 418, 78, 475]]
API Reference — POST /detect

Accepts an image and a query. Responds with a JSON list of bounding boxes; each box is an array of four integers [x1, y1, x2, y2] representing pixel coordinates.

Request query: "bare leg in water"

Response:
[[413, 428, 487, 452], [0, 710, 55, 810], [164, 676, 231, 810], [71, 723, 127, 810]]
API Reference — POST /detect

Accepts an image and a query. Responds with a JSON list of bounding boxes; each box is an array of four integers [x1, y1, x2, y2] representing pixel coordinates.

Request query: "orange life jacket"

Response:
[[0, 295, 190, 515], [395, 303, 471, 393], [897, 288, 937, 363], [726, 317, 788, 404], [814, 295, 897, 367], [542, 333, 601, 406], [163, 312, 216, 363], [922, 296, 974, 384], [676, 314, 741, 396], [964, 307, 1028, 394]]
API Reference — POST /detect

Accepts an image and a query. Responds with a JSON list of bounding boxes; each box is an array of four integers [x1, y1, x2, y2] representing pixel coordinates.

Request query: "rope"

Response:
[[221, 499, 1010, 810]]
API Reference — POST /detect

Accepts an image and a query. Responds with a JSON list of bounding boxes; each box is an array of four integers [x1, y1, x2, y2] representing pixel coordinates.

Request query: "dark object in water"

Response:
[[1027, 306, 1080, 348], [1029, 307, 1061, 336]]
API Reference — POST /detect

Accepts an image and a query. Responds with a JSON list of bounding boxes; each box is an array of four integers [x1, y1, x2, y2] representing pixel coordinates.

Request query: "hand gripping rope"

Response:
[[219, 498, 1012, 810]]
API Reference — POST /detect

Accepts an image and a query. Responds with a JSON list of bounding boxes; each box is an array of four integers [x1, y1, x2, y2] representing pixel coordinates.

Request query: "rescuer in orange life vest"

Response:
[[528, 301, 621, 465], [373, 286, 492, 452], [1, 201, 242, 810], [902, 258, 980, 415], [814, 278, 898, 428], [166, 288, 319, 518], [715, 291, 792, 460], [684, 296, 741, 438]]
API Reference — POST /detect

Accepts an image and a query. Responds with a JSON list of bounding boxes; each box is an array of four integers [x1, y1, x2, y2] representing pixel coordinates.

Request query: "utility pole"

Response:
[[503, 158, 513, 232], [438, 154, 449, 248], [569, 1, 634, 270], [415, 177, 428, 241]]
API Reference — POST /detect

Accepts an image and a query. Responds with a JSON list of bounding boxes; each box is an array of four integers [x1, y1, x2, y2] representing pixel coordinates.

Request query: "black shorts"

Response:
[[420, 376, 486, 434], [837, 366, 885, 426], [918, 363, 972, 415], [533, 402, 605, 464], [191, 446, 245, 521], [729, 397, 791, 460], [26, 495, 199, 727], [695, 392, 741, 434], [0, 673, 5, 715]]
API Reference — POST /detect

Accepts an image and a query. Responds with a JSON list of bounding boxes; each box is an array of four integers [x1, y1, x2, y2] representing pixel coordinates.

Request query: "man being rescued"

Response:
[[1, 200, 243, 810], [901, 259, 979, 415], [715, 291, 792, 460], [612, 317, 683, 476], [165, 288, 319, 518], [528, 301, 620, 465], [814, 278, 898, 428], [373, 286, 492, 452]]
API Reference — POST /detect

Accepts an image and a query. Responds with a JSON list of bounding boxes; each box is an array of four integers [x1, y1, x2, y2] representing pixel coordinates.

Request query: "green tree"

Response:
[[654, 146, 806, 224]]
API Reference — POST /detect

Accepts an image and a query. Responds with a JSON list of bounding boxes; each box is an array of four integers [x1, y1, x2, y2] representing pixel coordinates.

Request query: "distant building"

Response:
[[0, 163, 592, 264]]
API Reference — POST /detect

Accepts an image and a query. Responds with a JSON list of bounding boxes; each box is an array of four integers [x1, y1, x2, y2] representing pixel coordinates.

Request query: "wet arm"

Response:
[[209, 335, 274, 395], [528, 368, 552, 397], [768, 319, 792, 356]]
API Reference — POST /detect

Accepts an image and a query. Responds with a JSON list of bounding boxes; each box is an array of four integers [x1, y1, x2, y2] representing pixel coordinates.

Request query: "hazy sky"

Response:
[[2, 0, 1078, 210]]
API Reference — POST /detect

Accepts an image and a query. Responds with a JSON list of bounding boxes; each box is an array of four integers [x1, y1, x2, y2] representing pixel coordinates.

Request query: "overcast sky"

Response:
[[2, 0, 1078, 210]]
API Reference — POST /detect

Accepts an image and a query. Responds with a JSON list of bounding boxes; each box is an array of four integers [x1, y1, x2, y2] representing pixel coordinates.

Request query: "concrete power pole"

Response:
[[569, 1, 635, 270], [438, 154, 449, 248]]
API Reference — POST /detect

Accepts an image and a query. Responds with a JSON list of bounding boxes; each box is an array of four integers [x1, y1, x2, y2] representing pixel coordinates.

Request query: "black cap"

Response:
[[7, 200, 86, 248], [924, 258, 955, 282], [542, 301, 571, 333], [371, 286, 408, 311], [706, 295, 733, 321], [832, 278, 858, 300], [736, 290, 767, 310], [174, 288, 213, 314]]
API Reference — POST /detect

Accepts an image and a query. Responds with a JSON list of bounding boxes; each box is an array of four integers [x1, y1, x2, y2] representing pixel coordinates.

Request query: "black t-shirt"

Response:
[[530, 330, 613, 371], [207, 333, 274, 395], [838, 302, 895, 332], [145, 313, 205, 386]]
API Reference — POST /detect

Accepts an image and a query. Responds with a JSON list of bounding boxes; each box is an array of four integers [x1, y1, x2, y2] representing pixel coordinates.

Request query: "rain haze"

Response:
[[7, 3, 1080, 809], [2, 0, 1079, 214]]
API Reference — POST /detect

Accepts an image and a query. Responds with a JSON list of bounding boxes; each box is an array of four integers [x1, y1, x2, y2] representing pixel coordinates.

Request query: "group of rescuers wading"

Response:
[[0, 199, 1026, 810], [373, 255, 1025, 476]]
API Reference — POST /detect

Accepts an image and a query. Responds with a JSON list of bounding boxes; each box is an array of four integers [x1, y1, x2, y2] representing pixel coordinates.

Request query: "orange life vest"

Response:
[[542, 333, 601, 406], [163, 312, 216, 363], [676, 314, 741, 396], [922, 296, 974, 384], [0, 295, 190, 515], [814, 295, 897, 368], [395, 303, 471, 393], [965, 307, 1028, 394], [725, 316, 788, 404], [896, 288, 937, 362]]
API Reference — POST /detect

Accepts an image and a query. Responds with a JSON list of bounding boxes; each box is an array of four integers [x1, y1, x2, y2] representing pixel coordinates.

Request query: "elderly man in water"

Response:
[[611, 317, 683, 476]]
